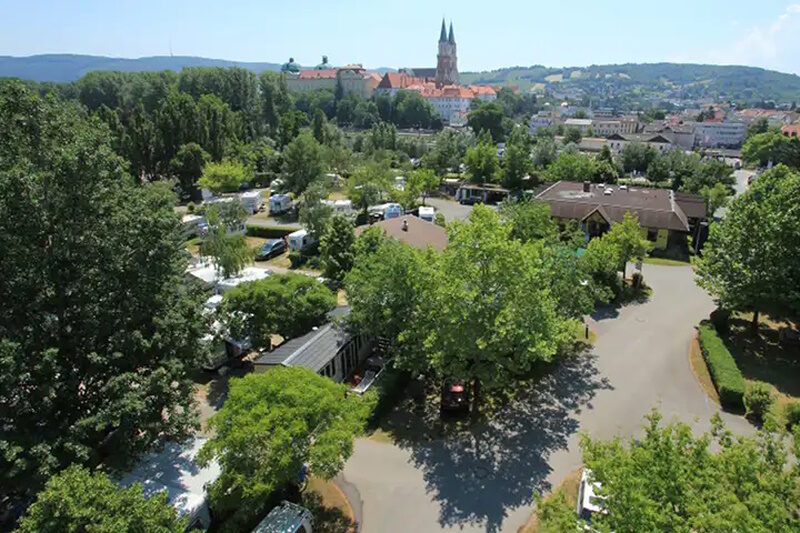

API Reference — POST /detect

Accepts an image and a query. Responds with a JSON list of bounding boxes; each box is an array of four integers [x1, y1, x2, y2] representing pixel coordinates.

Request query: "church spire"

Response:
[[439, 18, 447, 42], [448, 21, 455, 43]]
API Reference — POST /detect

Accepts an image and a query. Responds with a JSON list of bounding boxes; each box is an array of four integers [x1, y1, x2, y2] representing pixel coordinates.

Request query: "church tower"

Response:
[[435, 19, 458, 88]]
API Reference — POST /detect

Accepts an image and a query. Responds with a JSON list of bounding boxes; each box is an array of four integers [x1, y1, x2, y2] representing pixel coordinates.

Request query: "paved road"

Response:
[[732, 169, 755, 197], [341, 263, 752, 533], [424, 197, 474, 222]]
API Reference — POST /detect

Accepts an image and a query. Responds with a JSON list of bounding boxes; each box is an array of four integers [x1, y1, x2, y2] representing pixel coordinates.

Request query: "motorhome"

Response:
[[118, 438, 220, 531], [287, 229, 317, 251], [182, 214, 207, 238], [418, 206, 435, 222], [240, 190, 263, 214], [322, 199, 354, 217], [269, 193, 293, 215], [368, 202, 403, 220]]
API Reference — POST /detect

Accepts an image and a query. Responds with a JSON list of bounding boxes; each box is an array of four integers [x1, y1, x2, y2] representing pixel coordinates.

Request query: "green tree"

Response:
[[423, 129, 470, 175], [742, 130, 800, 168], [200, 201, 251, 278], [563, 125, 582, 145], [197, 368, 371, 526], [0, 82, 204, 500], [16, 466, 186, 533], [532, 137, 557, 168], [197, 93, 238, 161], [347, 160, 392, 216], [412, 206, 573, 415], [197, 159, 249, 193], [320, 215, 356, 287], [500, 199, 560, 245], [620, 142, 657, 173], [282, 131, 324, 195], [546, 152, 595, 182], [392, 168, 440, 210], [681, 159, 735, 194], [298, 180, 334, 241], [259, 71, 292, 135], [220, 273, 336, 349], [502, 128, 533, 190], [467, 100, 506, 141], [312, 107, 327, 144], [702, 181, 731, 215], [465, 140, 500, 184], [604, 212, 652, 278], [539, 411, 800, 532], [695, 165, 800, 329], [746, 117, 770, 139], [170, 142, 209, 198], [646, 154, 671, 184]]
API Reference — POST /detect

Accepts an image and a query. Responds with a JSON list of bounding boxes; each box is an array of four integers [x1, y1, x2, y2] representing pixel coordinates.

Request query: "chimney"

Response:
[[583, 181, 591, 193], [402, 219, 409, 232]]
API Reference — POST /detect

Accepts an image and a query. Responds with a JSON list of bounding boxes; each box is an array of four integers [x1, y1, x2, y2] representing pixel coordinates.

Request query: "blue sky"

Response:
[[2, 0, 799, 75]]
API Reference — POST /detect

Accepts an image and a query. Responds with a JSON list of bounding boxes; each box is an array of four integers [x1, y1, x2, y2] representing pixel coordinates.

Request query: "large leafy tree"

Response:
[[197, 159, 249, 193], [603, 212, 652, 278], [220, 273, 336, 349], [282, 131, 324, 195], [465, 139, 500, 184], [413, 207, 574, 415], [546, 152, 595, 182], [540, 411, 800, 532], [0, 81, 205, 502], [170, 142, 209, 198], [320, 215, 356, 287], [742, 130, 800, 168], [695, 165, 800, 328], [467, 100, 506, 142], [16, 466, 186, 533], [197, 368, 371, 526], [501, 128, 533, 190], [199, 202, 251, 278]]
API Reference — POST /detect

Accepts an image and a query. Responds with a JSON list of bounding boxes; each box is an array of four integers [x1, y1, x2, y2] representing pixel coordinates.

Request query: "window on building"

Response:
[[647, 228, 658, 242]]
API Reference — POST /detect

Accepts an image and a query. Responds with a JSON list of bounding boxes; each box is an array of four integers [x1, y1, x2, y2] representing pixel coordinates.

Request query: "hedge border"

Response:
[[245, 224, 296, 239], [697, 324, 745, 409]]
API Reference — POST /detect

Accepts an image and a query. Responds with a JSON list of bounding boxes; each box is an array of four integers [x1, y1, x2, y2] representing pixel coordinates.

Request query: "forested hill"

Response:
[[460, 62, 800, 103], [0, 54, 283, 82]]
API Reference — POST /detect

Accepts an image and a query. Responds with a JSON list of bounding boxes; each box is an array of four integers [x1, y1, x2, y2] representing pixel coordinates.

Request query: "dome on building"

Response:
[[315, 55, 330, 70], [281, 57, 300, 73]]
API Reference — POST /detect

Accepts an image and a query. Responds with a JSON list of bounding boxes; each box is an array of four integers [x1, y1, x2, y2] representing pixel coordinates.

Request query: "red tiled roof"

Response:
[[782, 124, 800, 136], [298, 69, 338, 80]]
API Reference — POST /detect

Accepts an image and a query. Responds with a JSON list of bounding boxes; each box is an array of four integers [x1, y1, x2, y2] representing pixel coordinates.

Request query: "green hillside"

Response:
[[461, 63, 800, 103]]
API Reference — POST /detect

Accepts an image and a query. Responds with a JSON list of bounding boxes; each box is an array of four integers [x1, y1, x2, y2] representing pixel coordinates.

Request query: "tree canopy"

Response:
[[539, 411, 800, 533], [0, 80, 204, 503], [16, 466, 186, 533], [320, 215, 356, 287], [220, 273, 336, 349], [197, 368, 371, 525], [695, 164, 800, 324]]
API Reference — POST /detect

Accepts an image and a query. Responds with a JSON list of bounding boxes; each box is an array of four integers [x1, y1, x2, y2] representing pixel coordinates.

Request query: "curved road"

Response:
[[341, 263, 752, 533]]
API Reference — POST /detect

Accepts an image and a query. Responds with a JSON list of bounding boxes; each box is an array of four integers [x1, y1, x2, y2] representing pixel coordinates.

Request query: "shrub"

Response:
[[245, 225, 295, 239], [744, 381, 775, 421], [710, 307, 731, 336], [698, 325, 745, 409], [187, 202, 196, 214], [288, 251, 307, 268], [783, 401, 800, 430], [434, 212, 446, 227]]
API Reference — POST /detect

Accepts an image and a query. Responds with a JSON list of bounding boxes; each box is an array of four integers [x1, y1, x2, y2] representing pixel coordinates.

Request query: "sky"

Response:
[[1, 0, 799, 75]]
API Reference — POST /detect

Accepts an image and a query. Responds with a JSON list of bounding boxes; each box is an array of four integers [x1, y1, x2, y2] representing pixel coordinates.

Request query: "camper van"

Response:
[[322, 199, 354, 217], [368, 202, 403, 220], [182, 214, 207, 238], [252, 502, 313, 533], [118, 438, 220, 531], [269, 194, 293, 215], [287, 229, 317, 252], [418, 206, 435, 222], [240, 190, 263, 214]]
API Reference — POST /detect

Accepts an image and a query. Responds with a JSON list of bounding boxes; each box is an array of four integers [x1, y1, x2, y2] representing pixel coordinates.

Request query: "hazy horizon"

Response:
[[1, 1, 799, 76]]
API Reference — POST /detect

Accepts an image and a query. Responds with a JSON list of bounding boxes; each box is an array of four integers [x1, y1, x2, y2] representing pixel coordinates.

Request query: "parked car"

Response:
[[440, 380, 470, 414], [459, 196, 482, 206], [576, 468, 607, 522], [256, 238, 287, 261], [252, 501, 313, 533]]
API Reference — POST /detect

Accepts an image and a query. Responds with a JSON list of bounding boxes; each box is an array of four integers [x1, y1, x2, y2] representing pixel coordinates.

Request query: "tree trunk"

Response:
[[471, 378, 481, 421], [751, 309, 760, 335]]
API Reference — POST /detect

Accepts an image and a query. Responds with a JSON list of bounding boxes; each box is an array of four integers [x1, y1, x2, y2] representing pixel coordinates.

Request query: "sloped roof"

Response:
[[536, 181, 697, 232], [355, 215, 448, 251], [674, 191, 707, 219]]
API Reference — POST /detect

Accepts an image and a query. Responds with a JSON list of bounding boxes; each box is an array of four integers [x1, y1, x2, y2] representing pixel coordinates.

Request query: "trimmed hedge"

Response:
[[245, 224, 296, 239], [698, 324, 745, 409]]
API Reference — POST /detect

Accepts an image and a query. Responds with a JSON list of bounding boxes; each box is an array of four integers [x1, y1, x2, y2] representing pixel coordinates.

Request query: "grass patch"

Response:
[[244, 236, 267, 250], [302, 477, 356, 533], [518, 468, 582, 533], [642, 256, 690, 266], [574, 322, 596, 346], [689, 335, 720, 405], [264, 252, 292, 269]]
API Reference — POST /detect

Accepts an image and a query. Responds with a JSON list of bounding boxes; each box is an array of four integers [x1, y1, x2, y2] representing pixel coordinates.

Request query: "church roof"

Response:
[[440, 19, 447, 42], [448, 22, 455, 43], [281, 58, 300, 73]]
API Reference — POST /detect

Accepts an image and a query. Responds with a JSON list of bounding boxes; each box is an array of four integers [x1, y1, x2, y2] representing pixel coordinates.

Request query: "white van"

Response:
[[288, 229, 317, 252], [270, 194, 293, 215], [369, 202, 403, 220], [240, 190, 263, 214], [418, 206, 435, 222]]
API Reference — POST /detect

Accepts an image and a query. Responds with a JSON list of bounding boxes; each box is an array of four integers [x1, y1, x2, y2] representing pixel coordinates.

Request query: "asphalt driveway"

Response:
[[341, 263, 752, 533]]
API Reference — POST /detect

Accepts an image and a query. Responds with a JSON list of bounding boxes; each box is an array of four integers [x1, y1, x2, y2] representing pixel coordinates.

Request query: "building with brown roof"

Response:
[[355, 215, 448, 251], [535, 181, 706, 250], [284, 61, 379, 98]]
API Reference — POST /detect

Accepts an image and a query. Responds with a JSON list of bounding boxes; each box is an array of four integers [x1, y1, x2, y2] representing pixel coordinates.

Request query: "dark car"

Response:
[[459, 196, 482, 206], [441, 380, 470, 415], [255, 238, 286, 261]]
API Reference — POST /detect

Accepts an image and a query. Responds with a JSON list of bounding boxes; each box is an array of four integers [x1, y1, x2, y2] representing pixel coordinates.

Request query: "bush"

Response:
[[698, 324, 745, 409], [434, 212, 446, 227], [784, 401, 800, 430], [744, 381, 775, 421], [187, 202, 196, 213], [288, 251, 307, 268], [710, 307, 731, 336], [245, 225, 295, 239]]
